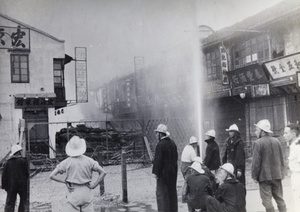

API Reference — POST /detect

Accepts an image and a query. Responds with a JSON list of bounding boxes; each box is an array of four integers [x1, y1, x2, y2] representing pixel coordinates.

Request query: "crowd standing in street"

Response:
[[152, 124, 178, 212], [251, 119, 286, 212], [203, 129, 221, 174], [1, 144, 29, 212], [185, 161, 213, 212], [222, 124, 246, 186], [181, 136, 198, 179], [283, 123, 300, 212], [49, 136, 106, 212], [206, 163, 247, 212]]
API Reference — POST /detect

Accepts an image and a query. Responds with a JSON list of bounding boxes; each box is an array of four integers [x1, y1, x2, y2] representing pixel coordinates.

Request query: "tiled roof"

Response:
[[202, 0, 300, 46]]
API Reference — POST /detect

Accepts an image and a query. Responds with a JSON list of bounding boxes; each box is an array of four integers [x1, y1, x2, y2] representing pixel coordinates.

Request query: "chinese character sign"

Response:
[[264, 52, 300, 79], [15, 97, 55, 109], [228, 64, 268, 88], [75, 47, 88, 103], [220, 45, 229, 85], [0, 26, 30, 49]]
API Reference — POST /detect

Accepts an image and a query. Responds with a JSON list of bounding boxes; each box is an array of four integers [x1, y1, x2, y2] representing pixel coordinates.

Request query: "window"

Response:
[[53, 59, 64, 87], [11, 54, 29, 83], [205, 49, 220, 81], [233, 34, 270, 69]]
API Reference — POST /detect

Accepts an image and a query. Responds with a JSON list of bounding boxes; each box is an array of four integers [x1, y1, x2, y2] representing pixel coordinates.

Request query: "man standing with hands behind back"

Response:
[[251, 119, 286, 212], [152, 123, 178, 212]]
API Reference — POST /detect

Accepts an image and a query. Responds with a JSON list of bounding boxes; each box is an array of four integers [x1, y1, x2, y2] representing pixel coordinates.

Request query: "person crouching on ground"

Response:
[[206, 163, 246, 212], [50, 136, 106, 212], [185, 160, 213, 212], [2, 144, 29, 212], [181, 136, 198, 179]]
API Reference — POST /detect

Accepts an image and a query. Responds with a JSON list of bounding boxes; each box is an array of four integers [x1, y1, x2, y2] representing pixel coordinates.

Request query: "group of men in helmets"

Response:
[[152, 119, 292, 212]]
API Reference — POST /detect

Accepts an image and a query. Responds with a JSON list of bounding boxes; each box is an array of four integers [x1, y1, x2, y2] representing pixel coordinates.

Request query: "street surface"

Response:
[[0, 163, 294, 212]]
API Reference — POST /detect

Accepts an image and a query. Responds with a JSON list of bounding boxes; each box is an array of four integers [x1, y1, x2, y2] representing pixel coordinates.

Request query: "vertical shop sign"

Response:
[[220, 45, 229, 85], [75, 47, 88, 103]]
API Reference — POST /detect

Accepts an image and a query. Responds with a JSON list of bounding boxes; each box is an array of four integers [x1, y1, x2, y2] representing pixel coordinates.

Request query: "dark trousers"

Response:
[[5, 181, 28, 212], [205, 196, 223, 212], [156, 177, 178, 212], [259, 180, 286, 212]]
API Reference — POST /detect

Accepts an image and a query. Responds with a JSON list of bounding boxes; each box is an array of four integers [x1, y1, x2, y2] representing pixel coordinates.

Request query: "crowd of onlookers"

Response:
[[2, 119, 300, 212]]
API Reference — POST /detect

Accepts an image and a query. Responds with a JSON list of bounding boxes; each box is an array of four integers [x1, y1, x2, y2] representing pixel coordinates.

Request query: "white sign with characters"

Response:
[[264, 52, 300, 79]]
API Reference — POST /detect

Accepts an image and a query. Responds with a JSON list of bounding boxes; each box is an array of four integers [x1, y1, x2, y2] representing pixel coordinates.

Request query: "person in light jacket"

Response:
[[50, 136, 106, 212], [181, 136, 198, 178], [283, 123, 300, 212], [251, 119, 286, 212]]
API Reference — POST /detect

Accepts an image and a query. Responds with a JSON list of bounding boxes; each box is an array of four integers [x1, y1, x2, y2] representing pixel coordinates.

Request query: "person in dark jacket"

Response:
[[222, 124, 246, 186], [204, 129, 221, 173], [152, 124, 178, 212], [185, 161, 213, 212], [1, 144, 29, 212], [206, 163, 246, 212], [252, 119, 286, 212]]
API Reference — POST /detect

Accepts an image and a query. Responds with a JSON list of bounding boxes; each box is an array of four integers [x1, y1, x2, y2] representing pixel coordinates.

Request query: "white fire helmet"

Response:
[[220, 163, 235, 176], [205, 129, 216, 138], [254, 119, 273, 133]]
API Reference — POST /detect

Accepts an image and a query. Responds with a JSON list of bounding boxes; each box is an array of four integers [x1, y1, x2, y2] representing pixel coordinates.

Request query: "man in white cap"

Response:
[[152, 124, 178, 212], [283, 123, 300, 212], [1, 144, 29, 212], [222, 124, 246, 186], [203, 130, 220, 173], [206, 163, 246, 212], [181, 136, 198, 178], [252, 119, 286, 212], [50, 136, 106, 212]]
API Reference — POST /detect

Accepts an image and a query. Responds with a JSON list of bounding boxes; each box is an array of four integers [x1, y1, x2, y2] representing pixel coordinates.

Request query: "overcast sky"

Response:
[[0, 0, 284, 99]]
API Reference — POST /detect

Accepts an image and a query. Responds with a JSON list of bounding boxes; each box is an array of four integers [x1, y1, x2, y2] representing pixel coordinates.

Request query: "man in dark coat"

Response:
[[203, 129, 221, 173], [152, 124, 178, 212], [185, 161, 213, 212], [252, 119, 286, 212], [1, 144, 29, 212], [206, 163, 246, 212], [222, 124, 246, 186]]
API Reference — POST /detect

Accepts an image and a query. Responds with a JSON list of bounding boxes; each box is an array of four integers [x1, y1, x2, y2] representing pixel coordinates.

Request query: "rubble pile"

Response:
[[55, 124, 149, 165]]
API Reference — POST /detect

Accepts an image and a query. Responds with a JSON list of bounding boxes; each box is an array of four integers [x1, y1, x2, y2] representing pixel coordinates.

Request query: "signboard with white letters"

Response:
[[264, 52, 300, 79]]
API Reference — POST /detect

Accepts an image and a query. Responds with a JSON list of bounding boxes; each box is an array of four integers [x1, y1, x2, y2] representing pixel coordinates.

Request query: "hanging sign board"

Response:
[[220, 45, 229, 85], [251, 84, 270, 98], [264, 52, 300, 79]]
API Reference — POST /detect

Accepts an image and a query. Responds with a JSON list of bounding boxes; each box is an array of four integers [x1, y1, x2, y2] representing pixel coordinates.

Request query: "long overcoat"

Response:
[[222, 133, 246, 185], [152, 136, 178, 212]]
